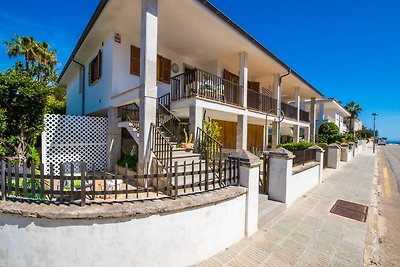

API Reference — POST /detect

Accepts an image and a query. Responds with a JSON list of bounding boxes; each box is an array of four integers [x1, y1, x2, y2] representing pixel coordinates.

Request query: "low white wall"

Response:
[[287, 165, 320, 206], [0, 194, 246, 267]]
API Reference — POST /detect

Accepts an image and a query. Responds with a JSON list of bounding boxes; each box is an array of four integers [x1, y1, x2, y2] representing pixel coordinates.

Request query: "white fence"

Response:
[[42, 114, 108, 174]]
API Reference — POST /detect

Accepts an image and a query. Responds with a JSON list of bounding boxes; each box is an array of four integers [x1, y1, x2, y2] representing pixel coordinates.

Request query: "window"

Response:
[[157, 55, 171, 84], [130, 45, 171, 84], [130, 45, 140, 75], [89, 50, 102, 85]]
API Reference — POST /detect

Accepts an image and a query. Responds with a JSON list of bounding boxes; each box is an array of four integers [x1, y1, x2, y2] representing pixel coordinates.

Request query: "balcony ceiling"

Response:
[[69, 0, 323, 99]]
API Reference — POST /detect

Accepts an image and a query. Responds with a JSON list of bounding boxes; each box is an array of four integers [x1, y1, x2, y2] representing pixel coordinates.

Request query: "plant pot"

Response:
[[180, 143, 194, 151]]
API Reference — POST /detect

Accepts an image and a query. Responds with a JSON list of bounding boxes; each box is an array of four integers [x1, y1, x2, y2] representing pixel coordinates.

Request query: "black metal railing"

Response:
[[280, 102, 309, 122], [158, 93, 171, 110], [195, 127, 222, 162], [150, 123, 173, 172], [0, 158, 240, 206], [171, 68, 243, 107], [300, 109, 310, 122], [247, 90, 278, 115], [280, 102, 298, 120], [157, 104, 182, 143], [118, 103, 140, 129], [292, 149, 317, 167]]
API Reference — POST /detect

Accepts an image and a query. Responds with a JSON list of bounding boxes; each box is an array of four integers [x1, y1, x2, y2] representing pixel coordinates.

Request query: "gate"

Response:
[[259, 153, 269, 194]]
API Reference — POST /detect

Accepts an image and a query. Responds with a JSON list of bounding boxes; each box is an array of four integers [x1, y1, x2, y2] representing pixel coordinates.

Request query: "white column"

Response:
[[293, 87, 300, 143], [229, 150, 261, 237], [304, 127, 310, 142], [107, 107, 122, 171], [263, 121, 270, 151], [271, 74, 281, 148], [236, 115, 248, 150], [239, 51, 248, 108], [295, 87, 300, 122], [310, 97, 316, 143], [189, 105, 203, 139], [138, 0, 158, 174]]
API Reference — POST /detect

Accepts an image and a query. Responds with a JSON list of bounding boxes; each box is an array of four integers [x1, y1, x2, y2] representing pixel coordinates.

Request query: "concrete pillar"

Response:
[[239, 52, 248, 108], [138, 0, 158, 174], [340, 143, 350, 162], [304, 127, 310, 143], [327, 144, 341, 169], [310, 97, 316, 143], [310, 145, 324, 183], [273, 74, 281, 115], [294, 87, 300, 122], [293, 125, 300, 143], [267, 148, 294, 204], [189, 105, 203, 139], [236, 115, 248, 150], [318, 102, 324, 123], [271, 122, 279, 148], [107, 107, 122, 171], [228, 150, 261, 237], [263, 121, 270, 151]]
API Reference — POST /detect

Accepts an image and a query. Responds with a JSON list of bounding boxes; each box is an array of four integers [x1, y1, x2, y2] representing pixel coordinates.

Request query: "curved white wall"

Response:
[[0, 194, 246, 267]]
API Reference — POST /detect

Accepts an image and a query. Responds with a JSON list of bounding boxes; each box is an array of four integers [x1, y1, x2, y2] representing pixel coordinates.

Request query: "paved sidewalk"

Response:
[[197, 149, 375, 267]]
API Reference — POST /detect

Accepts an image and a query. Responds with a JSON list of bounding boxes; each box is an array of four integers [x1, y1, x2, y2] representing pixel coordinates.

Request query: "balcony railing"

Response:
[[247, 90, 277, 115], [171, 69, 243, 107], [300, 109, 310, 122]]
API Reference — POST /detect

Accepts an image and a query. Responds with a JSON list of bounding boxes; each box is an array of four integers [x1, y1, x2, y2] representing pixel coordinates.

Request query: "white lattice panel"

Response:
[[42, 114, 108, 174]]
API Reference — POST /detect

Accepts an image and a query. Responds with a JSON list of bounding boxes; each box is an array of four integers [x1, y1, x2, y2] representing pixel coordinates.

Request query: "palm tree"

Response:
[[3, 35, 58, 83], [4, 35, 37, 71], [345, 101, 362, 134], [35, 41, 58, 83]]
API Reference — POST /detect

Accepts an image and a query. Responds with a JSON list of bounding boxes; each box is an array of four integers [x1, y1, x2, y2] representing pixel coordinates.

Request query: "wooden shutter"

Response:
[[97, 50, 102, 80], [157, 55, 171, 84], [130, 45, 140, 75]]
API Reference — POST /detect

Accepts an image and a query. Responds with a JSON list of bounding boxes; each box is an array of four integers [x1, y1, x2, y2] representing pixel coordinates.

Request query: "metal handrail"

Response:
[[195, 127, 222, 162], [150, 123, 173, 173]]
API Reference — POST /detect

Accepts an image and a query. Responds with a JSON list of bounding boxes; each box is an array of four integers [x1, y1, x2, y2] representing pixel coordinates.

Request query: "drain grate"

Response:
[[330, 199, 368, 222]]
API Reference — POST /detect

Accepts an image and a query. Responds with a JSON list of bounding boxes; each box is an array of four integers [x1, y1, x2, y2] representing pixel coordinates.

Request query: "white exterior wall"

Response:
[[66, 72, 82, 115], [0, 195, 246, 267], [287, 165, 320, 206], [65, 34, 114, 115]]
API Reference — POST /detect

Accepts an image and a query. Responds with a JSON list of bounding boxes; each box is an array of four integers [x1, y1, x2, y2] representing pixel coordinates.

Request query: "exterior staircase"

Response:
[[117, 94, 224, 190]]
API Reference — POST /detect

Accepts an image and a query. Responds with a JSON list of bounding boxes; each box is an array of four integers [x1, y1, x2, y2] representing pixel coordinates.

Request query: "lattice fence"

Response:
[[42, 114, 108, 175]]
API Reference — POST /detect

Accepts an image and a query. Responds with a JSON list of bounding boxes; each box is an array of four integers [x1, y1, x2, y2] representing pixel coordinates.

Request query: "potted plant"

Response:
[[180, 128, 194, 150]]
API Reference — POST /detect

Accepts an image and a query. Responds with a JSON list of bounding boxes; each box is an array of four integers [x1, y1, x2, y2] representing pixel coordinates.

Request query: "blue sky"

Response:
[[0, 0, 399, 139]]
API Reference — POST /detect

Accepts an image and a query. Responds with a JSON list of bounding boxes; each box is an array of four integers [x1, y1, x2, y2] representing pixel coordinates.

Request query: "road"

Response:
[[376, 144, 400, 266]]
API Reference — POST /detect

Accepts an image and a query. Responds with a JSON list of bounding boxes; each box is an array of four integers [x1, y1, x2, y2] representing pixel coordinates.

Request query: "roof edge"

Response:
[[59, 0, 325, 98], [58, 0, 110, 83], [195, 0, 324, 97]]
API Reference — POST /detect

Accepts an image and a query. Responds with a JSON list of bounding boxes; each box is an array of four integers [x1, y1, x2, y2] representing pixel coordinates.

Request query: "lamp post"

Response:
[[372, 113, 378, 153]]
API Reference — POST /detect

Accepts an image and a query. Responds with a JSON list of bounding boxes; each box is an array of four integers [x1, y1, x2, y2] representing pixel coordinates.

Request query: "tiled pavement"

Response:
[[197, 149, 375, 266]]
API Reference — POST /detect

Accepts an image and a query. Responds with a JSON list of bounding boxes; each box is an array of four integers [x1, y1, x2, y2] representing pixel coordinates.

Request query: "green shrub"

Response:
[[281, 135, 293, 144], [278, 142, 315, 151], [318, 122, 340, 135], [318, 133, 342, 144], [118, 151, 138, 171], [28, 147, 41, 166]]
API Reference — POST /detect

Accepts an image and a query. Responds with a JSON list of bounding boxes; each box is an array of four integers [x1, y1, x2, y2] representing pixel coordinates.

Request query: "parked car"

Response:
[[378, 138, 387, 146]]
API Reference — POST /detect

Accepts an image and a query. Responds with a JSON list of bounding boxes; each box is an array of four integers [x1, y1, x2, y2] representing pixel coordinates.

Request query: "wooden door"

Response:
[[223, 70, 240, 104], [213, 120, 237, 149], [247, 124, 264, 152]]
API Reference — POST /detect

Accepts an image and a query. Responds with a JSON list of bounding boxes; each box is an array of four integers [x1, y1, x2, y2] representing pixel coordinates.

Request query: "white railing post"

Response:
[[229, 150, 261, 237], [309, 145, 324, 183], [327, 144, 341, 169]]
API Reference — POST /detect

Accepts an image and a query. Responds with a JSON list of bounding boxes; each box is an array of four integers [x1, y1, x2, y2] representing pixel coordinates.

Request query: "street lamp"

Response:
[[372, 113, 378, 153]]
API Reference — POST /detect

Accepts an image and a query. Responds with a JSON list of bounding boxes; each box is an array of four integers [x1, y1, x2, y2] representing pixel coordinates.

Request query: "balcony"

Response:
[[247, 89, 277, 115], [171, 69, 243, 107], [281, 102, 309, 122]]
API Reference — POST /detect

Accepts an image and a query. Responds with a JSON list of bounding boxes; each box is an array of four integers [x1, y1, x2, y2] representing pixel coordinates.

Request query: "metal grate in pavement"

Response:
[[330, 199, 368, 222]]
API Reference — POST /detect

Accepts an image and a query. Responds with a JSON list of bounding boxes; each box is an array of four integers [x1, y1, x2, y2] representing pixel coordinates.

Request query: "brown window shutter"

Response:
[[161, 57, 171, 84], [157, 55, 171, 84], [130, 45, 140, 75], [97, 50, 102, 79]]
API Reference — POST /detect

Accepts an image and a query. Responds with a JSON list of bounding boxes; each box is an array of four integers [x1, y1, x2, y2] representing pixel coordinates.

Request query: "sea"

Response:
[[387, 140, 400, 145]]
